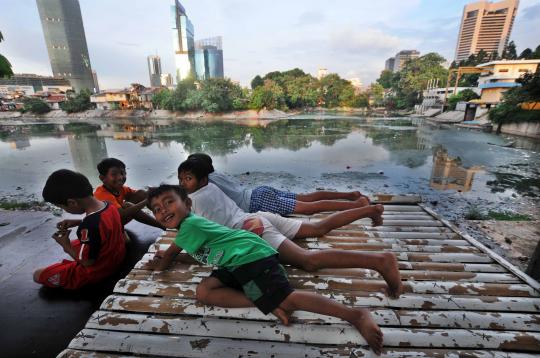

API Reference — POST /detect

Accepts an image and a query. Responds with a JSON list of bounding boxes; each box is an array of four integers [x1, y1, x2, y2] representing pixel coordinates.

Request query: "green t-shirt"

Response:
[[175, 213, 277, 268]]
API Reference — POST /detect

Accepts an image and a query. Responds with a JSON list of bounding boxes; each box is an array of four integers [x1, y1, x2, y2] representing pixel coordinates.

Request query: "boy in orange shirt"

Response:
[[94, 158, 164, 230]]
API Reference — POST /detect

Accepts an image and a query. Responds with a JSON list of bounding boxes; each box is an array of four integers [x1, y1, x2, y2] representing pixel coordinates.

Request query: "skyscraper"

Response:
[[454, 0, 519, 62], [171, 0, 195, 82], [147, 55, 162, 87], [393, 50, 420, 72], [195, 37, 224, 80], [385, 57, 395, 71], [36, 0, 96, 92]]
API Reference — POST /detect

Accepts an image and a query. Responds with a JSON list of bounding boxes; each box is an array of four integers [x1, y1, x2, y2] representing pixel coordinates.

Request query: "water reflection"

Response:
[[430, 146, 483, 192]]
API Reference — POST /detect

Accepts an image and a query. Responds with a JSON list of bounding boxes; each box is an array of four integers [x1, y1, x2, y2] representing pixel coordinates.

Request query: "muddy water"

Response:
[[1, 114, 539, 222]]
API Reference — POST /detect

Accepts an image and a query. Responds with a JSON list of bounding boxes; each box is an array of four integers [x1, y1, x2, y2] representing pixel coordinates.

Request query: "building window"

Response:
[[467, 10, 478, 18], [518, 69, 529, 72], [498, 69, 509, 73]]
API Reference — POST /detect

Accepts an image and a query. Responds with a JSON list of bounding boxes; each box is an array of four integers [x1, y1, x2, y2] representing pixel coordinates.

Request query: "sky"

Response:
[[1, 0, 540, 89]]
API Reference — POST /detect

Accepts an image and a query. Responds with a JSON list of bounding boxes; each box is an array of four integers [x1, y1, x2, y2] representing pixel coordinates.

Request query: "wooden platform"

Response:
[[58, 204, 540, 357]]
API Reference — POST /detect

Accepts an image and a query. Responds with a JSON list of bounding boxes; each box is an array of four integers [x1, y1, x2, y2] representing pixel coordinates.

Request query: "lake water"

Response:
[[1, 113, 539, 219]]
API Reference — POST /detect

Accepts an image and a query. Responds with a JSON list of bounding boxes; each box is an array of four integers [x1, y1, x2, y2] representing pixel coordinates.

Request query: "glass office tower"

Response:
[[36, 0, 96, 92], [195, 37, 224, 80], [171, 0, 195, 82]]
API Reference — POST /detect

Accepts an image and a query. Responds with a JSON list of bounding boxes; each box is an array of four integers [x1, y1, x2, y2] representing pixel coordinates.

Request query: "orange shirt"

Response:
[[94, 185, 136, 208]]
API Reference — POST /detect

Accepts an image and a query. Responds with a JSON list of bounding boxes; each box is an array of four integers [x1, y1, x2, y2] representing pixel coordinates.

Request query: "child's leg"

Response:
[[293, 197, 369, 215], [277, 291, 383, 354], [277, 240, 402, 298], [294, 204, 384, 238], [196, 277, 254, 307], [296, 191, 362, 202]]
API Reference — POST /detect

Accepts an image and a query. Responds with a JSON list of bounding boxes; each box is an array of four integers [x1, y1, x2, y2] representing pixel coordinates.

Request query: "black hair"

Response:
[[97, 158, 126, 176], [187, 153, 214, 173], [42, 169, 93, 205], [147, 184, 188, 209], [177, 158, 210, 181]]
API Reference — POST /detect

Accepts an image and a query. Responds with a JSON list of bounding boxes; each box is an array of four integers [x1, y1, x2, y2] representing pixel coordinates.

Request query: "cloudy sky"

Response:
[[2, 0, 540, 89]]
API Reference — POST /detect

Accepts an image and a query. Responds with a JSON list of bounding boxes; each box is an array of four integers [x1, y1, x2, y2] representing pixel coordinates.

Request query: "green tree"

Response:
[[60, 89, 94, 113], [447, 88, 480, 110], [249, 79, 286, 110], [533, 45, 540, 59], [0, 31, 14, 78], [395, 52, 449, 109], [198, 78, 246, 113], [376, 69, 395, 89], [250, 75, 264, 89], [151, 88, 173, 110], [519, 48, 533, 59], [284, 74, 319, 108], [369, 83, 385, 107], [22, 97, 51, 114], [319, 73, 351, 108], [489, 68, 540, 133], [502, 41, 517, 60]]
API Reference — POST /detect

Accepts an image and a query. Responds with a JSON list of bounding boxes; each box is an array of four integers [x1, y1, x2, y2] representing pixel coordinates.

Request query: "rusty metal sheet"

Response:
[[127, 265, 520, 283], [65, 329, 356, 358], [101, 295, 540, 332], [113, 279, 540, 311]]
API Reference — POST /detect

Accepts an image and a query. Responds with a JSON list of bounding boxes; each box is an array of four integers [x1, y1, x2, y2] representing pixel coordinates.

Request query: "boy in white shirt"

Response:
[[188, 153, 371, 215], [177, 158, 403, 299]]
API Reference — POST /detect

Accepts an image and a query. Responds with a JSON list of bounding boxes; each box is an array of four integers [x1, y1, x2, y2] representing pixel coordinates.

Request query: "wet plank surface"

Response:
[[58, 204, 540, 357]]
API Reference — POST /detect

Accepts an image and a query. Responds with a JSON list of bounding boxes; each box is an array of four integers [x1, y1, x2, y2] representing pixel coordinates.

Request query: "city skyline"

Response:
[[2, 0, 540, 89]]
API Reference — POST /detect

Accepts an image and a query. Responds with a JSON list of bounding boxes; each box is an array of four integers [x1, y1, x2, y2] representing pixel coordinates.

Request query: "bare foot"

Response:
[[350, 308, 383, 355], [354, 196, 370, 207], [272, 307, 290, 326], [380, 252, 403, 299], [350, 191, 362, 200], [369, 204, 384, 227]]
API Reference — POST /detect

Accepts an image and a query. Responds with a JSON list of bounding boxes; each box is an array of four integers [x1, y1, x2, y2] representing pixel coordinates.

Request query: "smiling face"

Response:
[[149, 190, 191, 229], [100, 166, 126, 193], [178, 170, 206, 194]]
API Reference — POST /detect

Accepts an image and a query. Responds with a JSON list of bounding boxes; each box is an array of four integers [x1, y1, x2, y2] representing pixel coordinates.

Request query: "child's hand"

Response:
[[143, 250, 167, 271], [242, 217, 265, 236], [56, 219, 80, 231], [52, 229, 71, 248]]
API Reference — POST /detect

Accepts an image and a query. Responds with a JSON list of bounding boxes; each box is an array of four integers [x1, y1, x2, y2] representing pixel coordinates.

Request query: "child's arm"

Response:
[[52, 230, 95, 267], [57, 219, 82, 231], [124, 190, 147, 204], [118, 199, 148, 222], [145, 244, 182, 271]]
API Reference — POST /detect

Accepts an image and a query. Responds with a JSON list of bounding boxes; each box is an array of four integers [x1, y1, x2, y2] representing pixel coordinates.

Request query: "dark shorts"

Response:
[[210, 255, 294, 314], [249, 186, 297, 216]]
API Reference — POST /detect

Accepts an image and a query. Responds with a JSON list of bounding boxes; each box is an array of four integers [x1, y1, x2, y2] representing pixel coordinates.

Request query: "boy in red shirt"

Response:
[[33, 169, 126, 289], [94, 158, 164, 230]]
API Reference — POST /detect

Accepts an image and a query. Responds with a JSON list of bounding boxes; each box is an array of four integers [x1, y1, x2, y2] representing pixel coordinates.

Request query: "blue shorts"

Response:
[[249, 186, 297, 215]]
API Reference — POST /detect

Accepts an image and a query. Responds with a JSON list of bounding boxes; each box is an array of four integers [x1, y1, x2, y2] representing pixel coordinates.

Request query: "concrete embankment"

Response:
[[0, 108, 294, 124]]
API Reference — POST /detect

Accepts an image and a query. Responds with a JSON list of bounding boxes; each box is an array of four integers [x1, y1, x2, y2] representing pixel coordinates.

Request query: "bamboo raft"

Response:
[[58, 199, 540, 357]]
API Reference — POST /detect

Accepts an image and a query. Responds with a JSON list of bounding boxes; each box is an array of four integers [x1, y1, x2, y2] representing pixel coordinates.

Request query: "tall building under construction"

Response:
[[454, 0, 519, 62]]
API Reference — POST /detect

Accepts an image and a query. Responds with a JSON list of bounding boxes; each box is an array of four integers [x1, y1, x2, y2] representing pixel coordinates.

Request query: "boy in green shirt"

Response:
[[146, 184, 383, 354]]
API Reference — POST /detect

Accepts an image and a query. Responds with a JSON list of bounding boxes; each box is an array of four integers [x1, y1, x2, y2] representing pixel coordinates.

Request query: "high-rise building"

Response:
[[36, 0, 96, 92], [454, 0, 519, 62], [385, 57, 395, 71], [161, 73, 174, 87], [171, 0, 195, 82], [147, 55, 162, 87], [92, 70, 99, 92], [317, 68, 328, 79], [195, 37, 224, 80], [393, 50, 420, 72]]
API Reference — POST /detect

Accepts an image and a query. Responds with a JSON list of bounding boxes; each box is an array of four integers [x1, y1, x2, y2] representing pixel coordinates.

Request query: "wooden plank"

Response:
[[113, 280, 540, 311], [374, 194, 422, 204], [420, 204, 540, 293], [101, 296, 540, 332]]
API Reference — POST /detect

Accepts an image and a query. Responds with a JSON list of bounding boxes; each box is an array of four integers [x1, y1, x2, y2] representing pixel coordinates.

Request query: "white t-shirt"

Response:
[[189, 183, 248, 228], [208, 172, 252, 212]]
